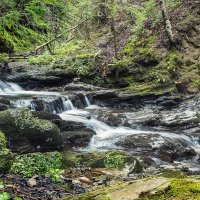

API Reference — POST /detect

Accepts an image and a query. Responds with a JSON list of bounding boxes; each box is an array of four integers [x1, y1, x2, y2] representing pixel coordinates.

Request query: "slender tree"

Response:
[[159, 0, 174, 44]]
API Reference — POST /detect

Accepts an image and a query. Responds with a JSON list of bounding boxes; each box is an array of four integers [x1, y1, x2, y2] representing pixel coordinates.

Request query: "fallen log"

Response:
[[35, 19, 90, 54]]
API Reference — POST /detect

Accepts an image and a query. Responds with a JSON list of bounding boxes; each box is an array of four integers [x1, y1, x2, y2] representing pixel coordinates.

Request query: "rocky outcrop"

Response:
[[116, 134, 197, 162], [0, 109, 63, 153], [6, 69, 76, 89]]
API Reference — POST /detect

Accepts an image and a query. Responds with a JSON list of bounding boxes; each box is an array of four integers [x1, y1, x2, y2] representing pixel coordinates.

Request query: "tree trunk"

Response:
[[159, 0, 174, 44]]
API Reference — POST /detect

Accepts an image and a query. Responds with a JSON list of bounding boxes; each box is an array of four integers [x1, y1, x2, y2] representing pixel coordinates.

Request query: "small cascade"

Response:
[[63, 97, 75, 111], [11, 99, 31, 109], [59, 111, 200, 152], [2, 79, 200, 157], [84, 94, 91, 107], [30, 102, 36, 111], [0, 81, 23, 93]]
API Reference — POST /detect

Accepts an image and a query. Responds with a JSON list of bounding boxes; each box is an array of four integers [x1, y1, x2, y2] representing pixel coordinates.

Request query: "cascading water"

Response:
[[0, 81, 23, 93], [1, 80, 200, 155], [84, 94, 91, 107], [59, 111, 200, 152]]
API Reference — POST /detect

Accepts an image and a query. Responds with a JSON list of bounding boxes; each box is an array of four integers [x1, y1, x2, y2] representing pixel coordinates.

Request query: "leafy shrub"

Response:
[[28, 54, 55, 65], [104, 155, 125, 170], [10, 152, 63, 178]]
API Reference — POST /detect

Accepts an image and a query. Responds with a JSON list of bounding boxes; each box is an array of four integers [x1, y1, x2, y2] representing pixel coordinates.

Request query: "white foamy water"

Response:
[[1, 80, 200, 154], [59, 110, 200, 152], [0, 81, 24, 93], [84, 94, 91, 107]]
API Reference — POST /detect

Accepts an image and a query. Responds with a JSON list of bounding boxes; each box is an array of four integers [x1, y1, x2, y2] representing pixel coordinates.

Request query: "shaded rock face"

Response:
[[30, 97, 65, 113], [64, 83, 96, 91], [0, 98, 11, 111], [6, 70, 76, 90], [61, 131, 95, 145], [157, 142, 196, 163], [0, 109, 63, 153], [90, 91, 183, 109], [0, 131, 13, 173], [33, 111, 95, 146]]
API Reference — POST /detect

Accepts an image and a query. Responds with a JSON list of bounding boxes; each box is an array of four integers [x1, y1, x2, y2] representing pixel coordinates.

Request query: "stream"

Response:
[[1, 80, 200, 171]]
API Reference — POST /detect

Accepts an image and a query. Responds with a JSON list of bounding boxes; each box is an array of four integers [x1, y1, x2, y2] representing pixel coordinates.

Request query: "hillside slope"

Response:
[[0, 0, 200, 95]]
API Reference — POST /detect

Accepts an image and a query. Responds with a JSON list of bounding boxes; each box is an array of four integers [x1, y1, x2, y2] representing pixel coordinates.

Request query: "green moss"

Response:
[[0, 109, 61, 151], [62, 151, 143, 173], [140, 179, 200, 200], [0, 130, 13, 173], [0, 0, 67, 53], [123, 36, 158, 65], [160, 170, 187, 179]]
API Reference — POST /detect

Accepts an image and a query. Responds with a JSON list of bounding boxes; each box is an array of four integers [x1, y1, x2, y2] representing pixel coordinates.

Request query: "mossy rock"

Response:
[[0, 130, 13, 173], [62, 150, 143, 172], [0, 108, 63, 152]]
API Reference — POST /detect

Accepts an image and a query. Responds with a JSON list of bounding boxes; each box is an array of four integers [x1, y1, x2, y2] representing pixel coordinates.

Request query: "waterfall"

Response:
[[0, 81, 23, 93], [63, 97, 75, 111], [2, 79, 200, 155], [84, 94, 91, 107]]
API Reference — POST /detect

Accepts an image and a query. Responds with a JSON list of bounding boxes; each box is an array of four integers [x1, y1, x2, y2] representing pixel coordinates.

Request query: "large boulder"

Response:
[[0, 109, 63, 153], [33, 111, 95, 146], [0, 130, 13, 173]]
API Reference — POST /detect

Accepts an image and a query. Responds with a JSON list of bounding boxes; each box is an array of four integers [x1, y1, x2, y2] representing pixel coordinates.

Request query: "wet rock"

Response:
[[97, 111, 129, 127], [0, 103, 10, 111], [33, 111, 61, 121], [116, 134, 160, 150], [30, 96, 65, 113], [0, 109, 63, 153], [61, 130, 95, 145], [33, 111, 95, 146], [0, 98, 11, 111], [160, 110, 199, 130], [92, 91, 118, 106], [155, 96, 182, 108], [30, 97, 45, 111], [125, 109, 161, 127], [70, 94, 85, 109], [157, 142, 196, 162], [6, 69, 76, 90]]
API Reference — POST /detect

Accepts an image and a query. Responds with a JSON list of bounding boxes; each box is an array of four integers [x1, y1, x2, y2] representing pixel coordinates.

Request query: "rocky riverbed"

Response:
[[1, 66, 200, 199]]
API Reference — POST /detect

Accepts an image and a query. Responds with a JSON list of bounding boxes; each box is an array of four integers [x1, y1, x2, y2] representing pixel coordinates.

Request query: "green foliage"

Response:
[[0, 192, 10, 200], [104, 155, 125, 170], [0, 131, 13, 173], [10, 152, 63, 178], [49, 168, 64, 183], [28, 54, 55, 65], [0, 0, 67, 53], [165, 0, 181, 11], [0, 54, 9, 62], [127, 0, 160, 36]]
